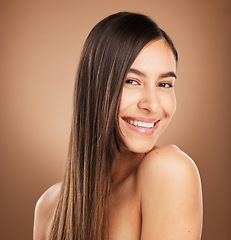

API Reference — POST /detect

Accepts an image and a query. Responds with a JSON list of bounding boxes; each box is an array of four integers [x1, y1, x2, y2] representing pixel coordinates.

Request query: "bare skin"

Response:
[[33, 40, 203, 239], [33, 183, 61, 239], [33, 145, 203, 240]]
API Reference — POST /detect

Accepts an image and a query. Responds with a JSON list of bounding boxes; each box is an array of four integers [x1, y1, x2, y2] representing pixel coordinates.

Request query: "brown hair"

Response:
[[48, 12, 178, 239]]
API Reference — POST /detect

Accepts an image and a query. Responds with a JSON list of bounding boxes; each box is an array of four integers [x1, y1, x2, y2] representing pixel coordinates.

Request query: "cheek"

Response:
[[119, 89, 139, 113], [119, 90, 127, 112], [169, 93, 176, 115], [161, 92, 176, 118]]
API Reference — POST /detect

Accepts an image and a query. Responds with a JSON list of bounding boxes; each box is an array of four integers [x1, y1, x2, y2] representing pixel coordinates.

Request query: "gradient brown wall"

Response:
[[1, 0, 230, 239]]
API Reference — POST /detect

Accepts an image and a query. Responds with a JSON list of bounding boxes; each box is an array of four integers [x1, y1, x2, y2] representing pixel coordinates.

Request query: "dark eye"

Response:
[[125, 79, 139, 85], [157, 82, 173, 88]]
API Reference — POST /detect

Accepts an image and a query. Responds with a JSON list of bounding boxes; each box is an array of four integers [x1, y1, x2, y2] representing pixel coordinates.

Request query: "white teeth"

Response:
[[127, 119, 157, 128]]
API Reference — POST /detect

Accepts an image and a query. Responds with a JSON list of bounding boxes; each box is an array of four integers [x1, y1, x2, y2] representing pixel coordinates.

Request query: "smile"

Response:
[[122, 117, 160, 134], [123, 118, 159, 128]]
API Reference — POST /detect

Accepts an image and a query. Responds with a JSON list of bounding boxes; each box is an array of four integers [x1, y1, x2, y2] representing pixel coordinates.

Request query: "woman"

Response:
[[33, 12, 203, 240]]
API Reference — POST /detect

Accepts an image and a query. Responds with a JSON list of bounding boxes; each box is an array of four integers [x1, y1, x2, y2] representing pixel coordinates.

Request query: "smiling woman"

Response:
[[33, 12, 203, 240], [119, 39, 177, 153]]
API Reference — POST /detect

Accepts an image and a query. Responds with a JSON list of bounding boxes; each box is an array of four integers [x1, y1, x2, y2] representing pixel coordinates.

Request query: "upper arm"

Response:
[[138, 145, 203, 240], [33, 183, 61, 240]]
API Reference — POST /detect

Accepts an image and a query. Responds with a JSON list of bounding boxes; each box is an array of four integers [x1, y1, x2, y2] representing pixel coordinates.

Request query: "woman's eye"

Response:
[[157, 82, 174, 88], [125, 79, 139, 85]]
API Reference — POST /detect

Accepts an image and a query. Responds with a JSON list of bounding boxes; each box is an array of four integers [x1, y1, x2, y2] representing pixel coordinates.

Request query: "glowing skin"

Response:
[[119, 39, 177, 153]]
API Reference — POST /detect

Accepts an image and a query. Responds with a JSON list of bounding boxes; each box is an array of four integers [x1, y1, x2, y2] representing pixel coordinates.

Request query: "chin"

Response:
[[122, 138, 158, 154]]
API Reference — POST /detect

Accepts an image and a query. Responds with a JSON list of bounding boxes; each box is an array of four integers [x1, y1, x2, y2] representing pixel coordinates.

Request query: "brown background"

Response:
[[0, 0, 230, 239]]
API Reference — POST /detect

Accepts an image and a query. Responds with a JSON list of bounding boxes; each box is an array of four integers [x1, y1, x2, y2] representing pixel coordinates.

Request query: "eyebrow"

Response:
[[128, 68, 177, 79], [160, 72, 177, 79], [128, 68, 146, 77]]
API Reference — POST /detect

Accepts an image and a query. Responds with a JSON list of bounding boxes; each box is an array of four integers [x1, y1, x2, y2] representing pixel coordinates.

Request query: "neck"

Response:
[[111, 146, 145, 186]]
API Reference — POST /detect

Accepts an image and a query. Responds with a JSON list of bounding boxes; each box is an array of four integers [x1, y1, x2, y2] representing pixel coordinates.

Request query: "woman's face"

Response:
[[119, 39, 177, 153]]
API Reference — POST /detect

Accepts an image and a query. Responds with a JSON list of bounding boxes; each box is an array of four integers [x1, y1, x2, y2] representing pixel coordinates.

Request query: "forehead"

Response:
[[130, 39, 176, 73]]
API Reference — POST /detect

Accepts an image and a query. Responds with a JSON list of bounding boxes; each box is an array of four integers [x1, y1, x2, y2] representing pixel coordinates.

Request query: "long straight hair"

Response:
[[48, 12, 178, 240]]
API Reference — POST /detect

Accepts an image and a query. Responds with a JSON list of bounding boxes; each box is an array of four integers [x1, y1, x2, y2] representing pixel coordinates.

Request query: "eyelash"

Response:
[[125, 79, 139, 85], [125, 79, 174, 88], [157, 82, 174, 88]]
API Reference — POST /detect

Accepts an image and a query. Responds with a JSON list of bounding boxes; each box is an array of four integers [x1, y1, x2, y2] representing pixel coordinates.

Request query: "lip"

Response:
[[122, 116, 158, 123], [121, 117, 160, 135]]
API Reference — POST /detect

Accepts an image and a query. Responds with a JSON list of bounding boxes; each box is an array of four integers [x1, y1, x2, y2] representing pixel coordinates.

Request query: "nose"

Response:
[[138, 88, 160, 113]]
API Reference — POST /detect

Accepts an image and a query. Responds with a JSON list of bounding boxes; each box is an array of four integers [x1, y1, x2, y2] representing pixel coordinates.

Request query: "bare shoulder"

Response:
[[33, 182, 62, 240], [137, 145, 203, 240], [137, 144, 202, 202], [138, 144, 201, 184]]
